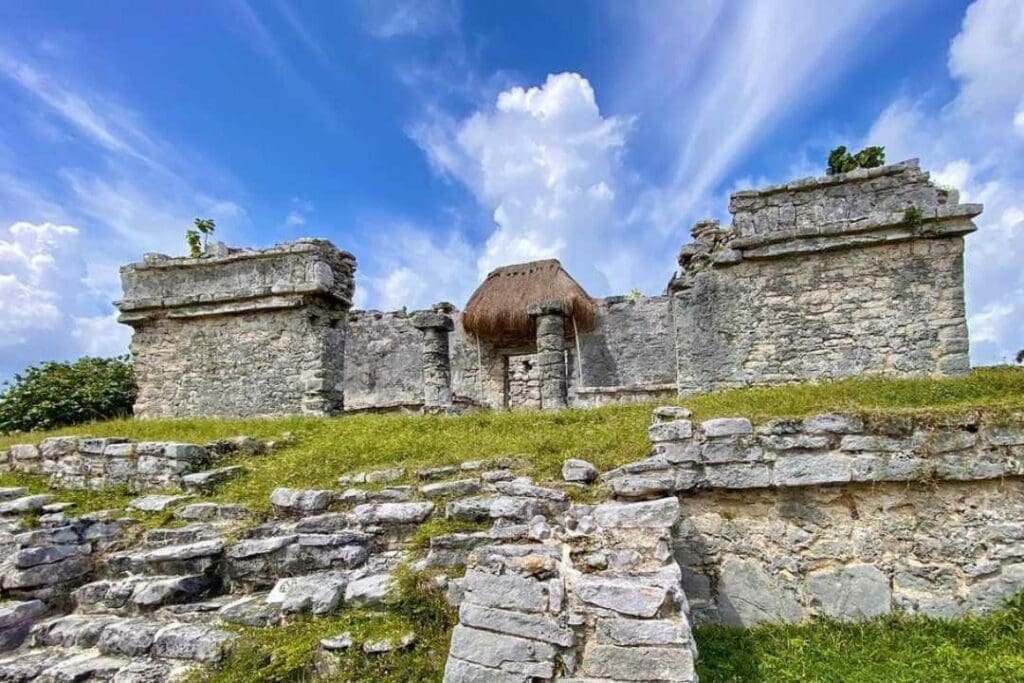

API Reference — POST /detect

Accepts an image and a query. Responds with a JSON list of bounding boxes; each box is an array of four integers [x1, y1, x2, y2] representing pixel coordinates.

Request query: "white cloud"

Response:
[[72, 312, 132, 358], [412, 72, 633, 292], [0, 221, 128, 376], [355, 221, 476, 311], [866, 0, 1024, 364]]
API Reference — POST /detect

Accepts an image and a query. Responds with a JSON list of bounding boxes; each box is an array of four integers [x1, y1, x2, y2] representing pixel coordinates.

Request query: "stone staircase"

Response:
[[1, 433, 702, 682]]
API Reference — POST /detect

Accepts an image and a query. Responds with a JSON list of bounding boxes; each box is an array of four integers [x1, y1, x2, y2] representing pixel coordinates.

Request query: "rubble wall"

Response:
[[605, 410, 1024, 626], [671, 160, 979, 394]]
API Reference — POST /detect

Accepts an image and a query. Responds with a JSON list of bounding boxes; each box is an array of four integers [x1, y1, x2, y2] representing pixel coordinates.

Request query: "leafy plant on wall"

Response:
[[827, 145, 886, 175], [186, 217, 216, 257]]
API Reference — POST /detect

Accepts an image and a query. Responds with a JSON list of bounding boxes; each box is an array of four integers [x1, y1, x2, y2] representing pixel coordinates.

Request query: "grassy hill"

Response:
[[2, 366, 1023, 515], [3, 367, 1024, 681]]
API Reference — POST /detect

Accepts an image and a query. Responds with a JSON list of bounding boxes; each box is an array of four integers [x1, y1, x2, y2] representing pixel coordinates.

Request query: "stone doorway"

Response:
[[504, 353, 540, 409]]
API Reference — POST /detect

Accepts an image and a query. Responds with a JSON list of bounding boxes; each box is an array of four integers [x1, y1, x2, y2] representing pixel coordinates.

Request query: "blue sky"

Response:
[[1, 0, 1022, 379]]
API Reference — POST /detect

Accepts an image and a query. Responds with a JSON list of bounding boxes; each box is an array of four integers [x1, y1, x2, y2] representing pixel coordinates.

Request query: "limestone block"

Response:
[[269, 488, 332, 514], [561, 459, 598, 483], [458, 603, 574, 647], [573, 575, 672, 618], [461, 569, 552, 614], [592, 498, 680, 529], [447, 625, 556, 679], [805, 564, 891, 620], [648, 420, 693, 443], [353, 502, 434, 525], [420, 479, 482, 499], [267, 571, 347, 614], [704, 463, 771, 489], [802, 413, 864, 434], [581, 643, 695, 682], [701, 417, 753, 437], [717, 557, 803, 626], [594, 617, 691, 646], [772, 452, 852, 486], [151, 623, 237, 662], [344, 573, 394, 606]]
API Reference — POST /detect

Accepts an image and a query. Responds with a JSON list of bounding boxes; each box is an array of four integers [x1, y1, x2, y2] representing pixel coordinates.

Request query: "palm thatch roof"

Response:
[[462, 259, 596, 343]]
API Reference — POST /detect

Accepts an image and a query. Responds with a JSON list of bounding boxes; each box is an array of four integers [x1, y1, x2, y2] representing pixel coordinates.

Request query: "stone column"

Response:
[[528, 301, 568, 411], [412, 311, 455, 411]]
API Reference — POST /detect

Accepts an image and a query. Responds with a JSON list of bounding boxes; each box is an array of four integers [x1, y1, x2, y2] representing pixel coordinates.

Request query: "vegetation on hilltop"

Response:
[[1, 366, 1022, 515], [0, 356, 136, 435]]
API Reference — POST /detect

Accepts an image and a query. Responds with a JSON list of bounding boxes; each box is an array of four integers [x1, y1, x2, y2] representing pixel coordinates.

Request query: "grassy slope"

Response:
[[2, 367, 1024, 680], [2, 367, 1022, 513]]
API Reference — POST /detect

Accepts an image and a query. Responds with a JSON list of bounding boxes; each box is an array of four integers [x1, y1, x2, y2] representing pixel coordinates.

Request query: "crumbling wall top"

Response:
[[117, 238, 356, 319], [727, 158, 981, 241]]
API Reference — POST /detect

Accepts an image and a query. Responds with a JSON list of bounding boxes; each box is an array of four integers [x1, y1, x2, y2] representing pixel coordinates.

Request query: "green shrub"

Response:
[[0, 356, 136, 434], [827, 145, 886, 175]]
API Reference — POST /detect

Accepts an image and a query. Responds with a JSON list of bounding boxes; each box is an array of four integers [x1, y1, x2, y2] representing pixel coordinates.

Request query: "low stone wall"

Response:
[[1, 438, 214, 492], [605, 409, 1024, 626]]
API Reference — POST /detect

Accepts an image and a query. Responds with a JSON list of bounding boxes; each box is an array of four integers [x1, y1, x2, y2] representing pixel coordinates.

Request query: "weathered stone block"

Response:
[[772, 452, 852, 487], [701, 418, 753, 438], [805, 564, 891, 620]]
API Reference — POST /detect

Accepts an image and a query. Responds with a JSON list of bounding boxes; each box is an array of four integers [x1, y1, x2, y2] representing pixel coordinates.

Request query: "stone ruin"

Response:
[[115, 159, 981, 419], [2, 408, 1022, 681]]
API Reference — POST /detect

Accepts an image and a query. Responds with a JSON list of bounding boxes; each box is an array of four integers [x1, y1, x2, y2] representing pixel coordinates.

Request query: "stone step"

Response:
[[143, 522, 238, 548], [30, 614, 237, 664], [74, 574, 219, 614], [106, 538, 225, 576]]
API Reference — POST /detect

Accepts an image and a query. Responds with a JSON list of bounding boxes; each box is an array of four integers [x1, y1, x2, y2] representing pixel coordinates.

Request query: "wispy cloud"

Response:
[[0, 46, 161, 167]]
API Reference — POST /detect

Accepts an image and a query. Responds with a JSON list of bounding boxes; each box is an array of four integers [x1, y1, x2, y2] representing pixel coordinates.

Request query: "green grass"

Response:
[[1, 367, 1021, 514], [193, 584, 1024, 682], [696, 595, 1024, 682], [191, 569, 457, 683]]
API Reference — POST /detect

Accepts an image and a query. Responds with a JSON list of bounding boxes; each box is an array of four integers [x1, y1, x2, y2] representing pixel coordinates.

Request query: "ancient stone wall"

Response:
[[604, 409, 1024, 626], [671, 160, 979, 393], [115, 160, 981, 418], [117, 240, 354, 418], [342, 310, 423, 411]]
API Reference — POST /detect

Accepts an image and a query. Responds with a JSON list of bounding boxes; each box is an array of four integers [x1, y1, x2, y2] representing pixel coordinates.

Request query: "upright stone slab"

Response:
[[528, 301, 568, 411], [411, 310, 455, 411], [117, 239, 356, 418]]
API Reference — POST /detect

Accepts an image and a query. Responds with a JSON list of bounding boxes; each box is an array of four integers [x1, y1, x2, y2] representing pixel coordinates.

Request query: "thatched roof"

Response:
[[462, 259, 596, 343]]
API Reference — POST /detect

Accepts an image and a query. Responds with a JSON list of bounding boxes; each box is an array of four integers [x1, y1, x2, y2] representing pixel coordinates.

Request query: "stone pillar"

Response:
[[412, 311, 455, 411], [528, 301, 568, 410]]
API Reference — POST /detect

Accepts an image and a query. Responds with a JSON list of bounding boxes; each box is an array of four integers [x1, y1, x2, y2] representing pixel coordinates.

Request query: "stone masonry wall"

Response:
[[671, 160, 980, 394], [342, 310, 423, 411], [1, 437, 217, 492], [342, 295, 677, 412], [118, 240, 354, 418], [604, 408, 1024, 626]]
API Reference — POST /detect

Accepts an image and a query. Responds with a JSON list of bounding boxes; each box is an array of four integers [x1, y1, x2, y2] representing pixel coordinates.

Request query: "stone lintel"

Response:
[[527, 300, 569, 318], [411, 311, 455, 331]]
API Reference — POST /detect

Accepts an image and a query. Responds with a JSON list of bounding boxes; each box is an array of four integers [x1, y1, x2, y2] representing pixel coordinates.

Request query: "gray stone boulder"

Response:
[[561, 459, 598, 483], [270, 488, 332, 514], [353, 502, 434, 525], [266, 572, 348, 614]]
